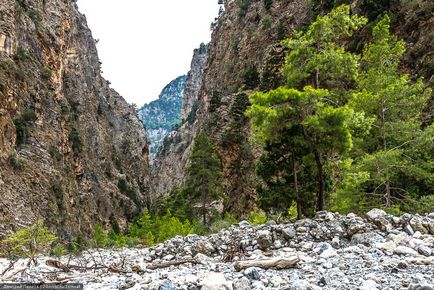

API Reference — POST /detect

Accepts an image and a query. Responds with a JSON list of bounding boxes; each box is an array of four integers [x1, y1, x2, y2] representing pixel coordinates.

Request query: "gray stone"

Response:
[[282, 226, 297, 239], [408, 285, 434, 290], [417, 245, 432, 257], [256, 230, 273, 249], [351, 232, 385, 246], [366, 208, 392, 231], [331, 237, 340, 248], [159, 280, 175, 290], [359, 279, 379, 290], [320, 248, 337, 259], [410, 216, 429, 234], [200, 272, 233, 290], [244, 267, 261, 280], [290, 280, 311, 290], [233, 277, 251, 290], [394, 246, 418, 256], [193, 240, 215, 255]]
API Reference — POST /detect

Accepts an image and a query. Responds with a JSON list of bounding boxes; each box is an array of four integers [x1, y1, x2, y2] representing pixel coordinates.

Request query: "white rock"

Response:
[[319, 248, 337, 259], [200, 272, 233, 290], [375, 241, 397, 252], [359, 279, 379, 290], [233, 277, 251, 290], [394, 245, 418, 256]]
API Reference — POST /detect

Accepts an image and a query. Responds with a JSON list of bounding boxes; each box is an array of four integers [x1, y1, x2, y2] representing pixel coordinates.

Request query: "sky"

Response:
[[77, 0, 219, 106]]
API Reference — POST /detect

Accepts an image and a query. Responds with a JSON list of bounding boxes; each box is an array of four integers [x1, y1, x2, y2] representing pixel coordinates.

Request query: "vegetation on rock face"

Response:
[[248, 5, 433, 219]]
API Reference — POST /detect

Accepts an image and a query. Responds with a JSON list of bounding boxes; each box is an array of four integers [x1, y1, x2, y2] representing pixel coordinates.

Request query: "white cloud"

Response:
[[77, 0, 219, 106]]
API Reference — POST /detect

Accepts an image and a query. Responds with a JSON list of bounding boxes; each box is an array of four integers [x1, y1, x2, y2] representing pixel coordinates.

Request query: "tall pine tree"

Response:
[[185, 133, 224, 225], [335, 15, 432, 212]]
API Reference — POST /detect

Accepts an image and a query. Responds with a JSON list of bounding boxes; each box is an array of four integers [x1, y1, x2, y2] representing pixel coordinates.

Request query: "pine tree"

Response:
[[282, 5, 366, 93], [185, 133, 224, 224], [248, 87, 354, 215], [248, 6, 365, 215], [339, 15, 433, 210]]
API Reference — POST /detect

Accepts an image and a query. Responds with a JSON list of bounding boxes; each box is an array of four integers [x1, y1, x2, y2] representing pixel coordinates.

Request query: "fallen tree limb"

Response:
[[234, 256, 299, 271], [1, 260, 17, 277], [146, 259, 198, 270], [46, 259, 105, 272]]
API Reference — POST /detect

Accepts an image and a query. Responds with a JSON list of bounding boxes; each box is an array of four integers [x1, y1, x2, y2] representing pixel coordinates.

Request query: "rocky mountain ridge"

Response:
[[138, 75, 186, 161], [151, 44, 209, 195], [152, 0, 433, 216], [0, 0, 150, 237], [1, 209, 434, 289]]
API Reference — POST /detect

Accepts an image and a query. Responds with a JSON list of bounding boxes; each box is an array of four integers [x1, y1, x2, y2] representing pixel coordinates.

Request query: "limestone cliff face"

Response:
[[138, 75, 186, 161], [0, 0, 149, 237], [152, 44, 208, 196], [152, 0, 433, 218], [180, 44, 208, 122]]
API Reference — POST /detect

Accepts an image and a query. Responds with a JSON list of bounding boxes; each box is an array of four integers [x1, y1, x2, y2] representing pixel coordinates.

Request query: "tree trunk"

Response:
[[314, 150, 325, 211], [292, 155, 302, 219], [202, 200, 207, 225], [379, 99, 391, 207]]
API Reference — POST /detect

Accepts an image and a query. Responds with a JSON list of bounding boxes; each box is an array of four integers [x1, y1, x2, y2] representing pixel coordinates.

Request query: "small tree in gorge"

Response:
[[184, 133, 224, 225]]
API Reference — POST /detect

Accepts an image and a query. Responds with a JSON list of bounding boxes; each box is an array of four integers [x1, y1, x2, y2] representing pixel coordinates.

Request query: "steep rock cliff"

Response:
[[152, 44, 208, 196], [138, 75, 186, 161], [0, 0, 149, 237], [152, 0, 433, 218]]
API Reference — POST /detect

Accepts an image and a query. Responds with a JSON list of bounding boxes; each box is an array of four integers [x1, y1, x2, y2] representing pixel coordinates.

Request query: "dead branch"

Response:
[[234, 256, 299, 271], [146, 259, 198, 270], [46, 259, 105, 272], [1, 260, 17, 277]]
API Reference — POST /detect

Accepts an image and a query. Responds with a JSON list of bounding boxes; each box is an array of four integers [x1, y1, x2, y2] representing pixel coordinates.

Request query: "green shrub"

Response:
[[97, 104, 104, 116], [209, 90, 222, 112], [22, 109, 37, 122], [15, 47, 31, 61], [264, 0, 272, 10], [230, 93, 250, 117], [27, 9, 41, 25], [210, 212, 239, 233], [1, 220, 57, 259], [405, 195, 434, 215], [14, 117, 29, 146], [69, 127, 83, 154], [243, 64, 260, 89], [231, 35, 240, 54], [91, 223, 107, 248], [49, 145, 62, 161], [9, 153, 26, 170], [51, 181, 64, 211], [239, 0, 251, 17], [186, 102, 198, 124], [50, 243, 67, 257], [41, 67, 52, 79], [154, 211, 195, 243], [262, 15, 272, 30], [106, 231, 127, 248], [248, 210, 268, 225], [117, 178, 140, 206], [277, 19, 287, 40], [67, 234, 86, 254]]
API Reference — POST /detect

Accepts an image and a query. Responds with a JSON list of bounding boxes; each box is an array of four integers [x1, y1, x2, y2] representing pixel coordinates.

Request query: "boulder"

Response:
[[256, 230, 273, 249], [200, 272, 233, 290]]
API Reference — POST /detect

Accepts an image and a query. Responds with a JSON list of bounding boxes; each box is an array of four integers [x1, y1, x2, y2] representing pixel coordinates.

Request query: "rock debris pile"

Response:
[[1, 209, 434, 290]]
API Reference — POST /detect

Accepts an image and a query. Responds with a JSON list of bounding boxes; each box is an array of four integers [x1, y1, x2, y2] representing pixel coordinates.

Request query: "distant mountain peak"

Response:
[[138, 75, 187, 160]]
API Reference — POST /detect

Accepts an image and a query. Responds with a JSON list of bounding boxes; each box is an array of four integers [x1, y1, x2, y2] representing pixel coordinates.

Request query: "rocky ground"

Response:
[[1, 209, 434, 290]]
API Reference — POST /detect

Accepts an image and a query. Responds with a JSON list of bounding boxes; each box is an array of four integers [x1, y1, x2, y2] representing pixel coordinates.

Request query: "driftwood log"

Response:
[[146, 258, 198, 270], [234, 255, 299, 271]]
